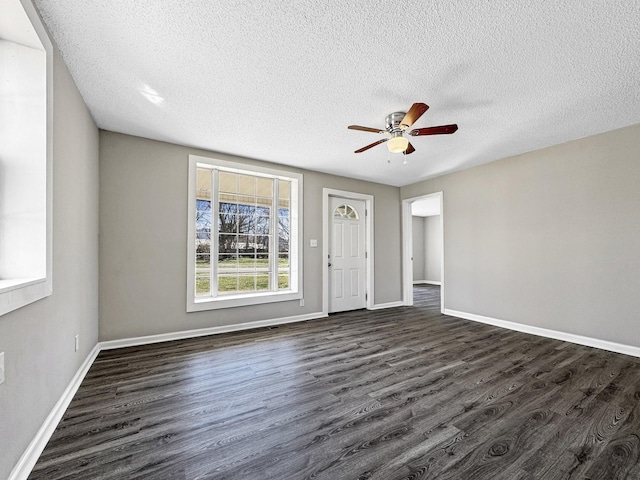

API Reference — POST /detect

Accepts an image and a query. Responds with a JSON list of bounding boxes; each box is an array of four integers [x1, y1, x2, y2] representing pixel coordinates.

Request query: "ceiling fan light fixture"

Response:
[[387, 135, 409, 153]]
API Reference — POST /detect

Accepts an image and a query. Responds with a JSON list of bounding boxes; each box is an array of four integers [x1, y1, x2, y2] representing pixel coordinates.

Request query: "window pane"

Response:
[[238, 203, 255, 215], [278, 179, 290, 200], [219, 172, 237, 193], [196, 227, 211, 240], [278, 199, 290, 210], [219, 193, 238, 207], [218, 254, 238, 272], [196, 238, 211, 254], [255, 254, 269, 272], [196, 198, 212, 213], [196, 272, 211, 296], [278, 253, 289, 269], [238, 174, 255, 195], [238, 274, 256, 291], [256, 196, 272, 210], [256, 205, 270, 216], [218, 275, 237, 294], [333, 203, 359, 219], [257, 274, 270, 291], [196, 199, 212, 239], [218, 199, 237, 214], [255, 234, 270, 252], [238, 214, 255, 234], [238, 255, 256, 272], [278, 274, 289, 290], [196, 252, 210, 268], [278, 209, 290, 252], [255, 215, 270, 234], [257, 177, 273, 198], [236, 234, 252, 253], [218, 213, 237, 233], [219, 234, 237, 253], [196, 168, 211, 200]]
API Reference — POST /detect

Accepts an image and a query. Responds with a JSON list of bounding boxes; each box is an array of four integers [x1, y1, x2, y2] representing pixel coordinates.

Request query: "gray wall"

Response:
[[401, 123, 640, 347], [99, 132, 402, 341], [412, 216, 425, 281], [425, 215, 442, 283], [0, 50, 99, 478]]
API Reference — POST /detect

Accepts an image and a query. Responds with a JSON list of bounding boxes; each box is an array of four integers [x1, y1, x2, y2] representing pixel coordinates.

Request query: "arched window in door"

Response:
[[333, 204, 359, 220]]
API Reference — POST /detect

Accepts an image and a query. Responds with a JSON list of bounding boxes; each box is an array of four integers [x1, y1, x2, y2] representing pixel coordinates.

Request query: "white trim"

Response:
[[444, 308, 640, 358], [9, 344, 100, 480], [369, 301, 404, 310], [322, 188, 374, 315], [100, 311, 327, 350], [413, 280, 442, 286], [402, 200, 413, 306], [402, 192, 444, 312], [188, 290, 302, 312]]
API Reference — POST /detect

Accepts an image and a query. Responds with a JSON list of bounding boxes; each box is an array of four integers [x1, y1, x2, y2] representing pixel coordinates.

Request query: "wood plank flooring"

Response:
[[29, 285, 640, 479]]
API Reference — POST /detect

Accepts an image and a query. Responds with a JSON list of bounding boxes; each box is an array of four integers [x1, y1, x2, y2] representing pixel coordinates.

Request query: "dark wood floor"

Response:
[[29, 285, 640, 479]]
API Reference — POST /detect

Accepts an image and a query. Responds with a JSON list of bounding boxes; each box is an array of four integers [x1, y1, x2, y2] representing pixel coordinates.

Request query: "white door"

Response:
[[329, 197, 366, 313]]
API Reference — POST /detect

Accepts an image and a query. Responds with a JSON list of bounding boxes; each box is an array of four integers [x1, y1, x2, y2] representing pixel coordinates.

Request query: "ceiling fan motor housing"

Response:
[[385, 111, 407, 133]]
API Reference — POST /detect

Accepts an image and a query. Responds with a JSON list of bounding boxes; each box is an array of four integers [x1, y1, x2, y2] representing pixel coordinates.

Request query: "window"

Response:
[[333, 204, 359, 220], [0, 0, 53, 316], [187, 155, 302, 311]]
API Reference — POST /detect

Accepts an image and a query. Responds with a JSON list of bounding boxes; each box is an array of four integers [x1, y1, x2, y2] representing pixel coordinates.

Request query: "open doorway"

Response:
[[402, 192, 444, 312]]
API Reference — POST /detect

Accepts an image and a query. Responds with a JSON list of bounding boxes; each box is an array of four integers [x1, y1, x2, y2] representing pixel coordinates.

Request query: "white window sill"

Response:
[[0, 277, 44, 294], [0, 277, 51, 317], [188, 290, 302, 312]]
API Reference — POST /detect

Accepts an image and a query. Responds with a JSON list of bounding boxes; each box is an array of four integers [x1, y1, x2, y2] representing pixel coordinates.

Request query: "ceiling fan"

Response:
[[348, 102, 458, 155]]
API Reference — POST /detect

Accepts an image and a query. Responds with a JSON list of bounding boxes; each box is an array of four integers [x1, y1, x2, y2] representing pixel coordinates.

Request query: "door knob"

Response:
[[328, 263, 332, 267]]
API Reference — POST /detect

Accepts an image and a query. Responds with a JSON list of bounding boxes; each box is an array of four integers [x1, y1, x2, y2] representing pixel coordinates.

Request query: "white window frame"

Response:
[[187, 155, 303, 311], [0, 0, 53, 317]]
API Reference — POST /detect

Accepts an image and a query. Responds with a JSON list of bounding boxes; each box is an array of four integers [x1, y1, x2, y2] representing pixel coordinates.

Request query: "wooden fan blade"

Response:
[[404, 142, 415, 155], [355, 138, 388, 153], [408, 124, 458, 136], [348, 125, 385, 134], [400, 103, 429, 129]]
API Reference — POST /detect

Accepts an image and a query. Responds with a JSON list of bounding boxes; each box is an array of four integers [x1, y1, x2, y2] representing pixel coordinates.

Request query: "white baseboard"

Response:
[[413, 280, 442, 286], [369, 301, 404, 310], [100, 311, 327, 350], [444, 308, 640, 358], [9, 344, 101, 480]]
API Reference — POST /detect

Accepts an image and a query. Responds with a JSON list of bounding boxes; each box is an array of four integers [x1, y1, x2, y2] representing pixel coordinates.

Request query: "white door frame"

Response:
[[323, 188, 374, 315], [402, 191, 444, 312]]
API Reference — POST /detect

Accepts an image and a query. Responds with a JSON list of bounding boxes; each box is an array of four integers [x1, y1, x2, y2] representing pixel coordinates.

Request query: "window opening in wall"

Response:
[[187, 155, 302, 311], [0, 0, 53, 316]]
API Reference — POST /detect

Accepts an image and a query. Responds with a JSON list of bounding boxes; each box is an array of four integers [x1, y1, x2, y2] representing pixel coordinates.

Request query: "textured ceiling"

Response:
[[34, 0, 640, 187]]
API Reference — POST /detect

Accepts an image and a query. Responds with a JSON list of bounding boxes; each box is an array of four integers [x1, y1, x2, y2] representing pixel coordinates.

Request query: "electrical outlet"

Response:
[[299, 298, 305, 307], [0, 352, 5, 385], [75, 335, 79, 352]]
